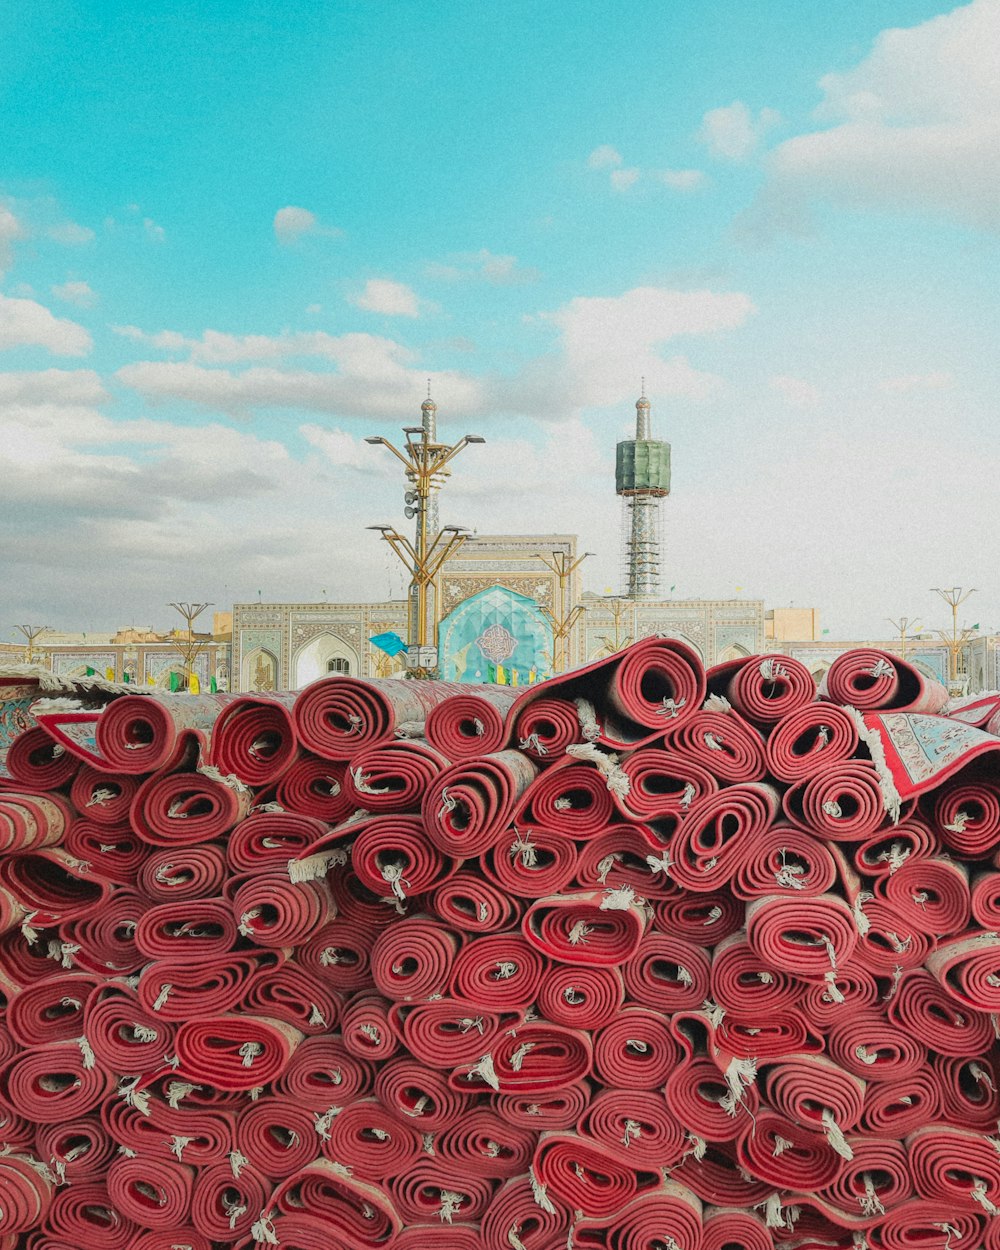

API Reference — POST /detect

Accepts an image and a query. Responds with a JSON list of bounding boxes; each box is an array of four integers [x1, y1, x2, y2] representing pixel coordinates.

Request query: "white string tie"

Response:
[[529, 1165, 557, 1215], [601, 884, 639, 910], [238, 908, 261, 938], [621, 1119, 642, 1147], [646, 850, 672, 878], [508, 1224, 528, 1250], [438, 1190, 464, 1223], [510, 1042, 534, 1071], [459, 1016, 485, 1034], [657, 696, 687, 719], [866, 658, 896, 679], [772, 1134, 794, 1156], [118, 1076, 152, 1117], [509, 832, 538, 867], [554, 797, 572, 810], [307, 1004, 327, 1027], [679, 781, 697, 809], [704, 905, 723, 925], [821, 1109, 854, 1159], [720, 1055, 758, 1116], [350, 766, 392, 796], [313, 1106, 342, 1140], [568, 920, 593, 945], [438, 787, 458, 818], [169, 1135, 194, 1161], [380, 860, 410, 901], [704, 732, 726, 751], [822, 971, 846, 1004], [563, 986, 585, 1005], [759, 658, 789, 681], [494, 961, 518, 979], [971, 1180, 1000, 1217], [822, 800, 843, 819], [859, 1173, 886, 1217], [76, 1035, 96, 1069], [250, 1210, 279, 1245], [152, 984, 172, 1012], [574, 698, 601, 742], [225, 1198, 248, 1230], [596, 852, 622, 884], [166, 1080, 199, 1108], [229, 1149, 249, 1177], [239, 1041, 263, 1068], [855, 1044, 879, 1066], [518, 733, 547, 755], [853, 892, 873, 935], [86, 788, 116, 808], [467, 1053, 500, 1091]]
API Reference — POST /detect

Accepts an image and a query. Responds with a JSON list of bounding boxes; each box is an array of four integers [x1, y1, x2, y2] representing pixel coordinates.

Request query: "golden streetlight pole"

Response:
[[597, 596, 635, 658], [886, 616, 921, 658], [930, 586, 977, 685], [535, 550, 592, 673], [168, 602, 214, 692], [14, 625, 49, 665], [366, 420, 484, 677]]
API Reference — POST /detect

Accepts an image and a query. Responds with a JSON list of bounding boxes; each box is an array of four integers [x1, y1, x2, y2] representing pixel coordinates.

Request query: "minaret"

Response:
[[419, 386, 440, 539], [616, 385, 671, 598]]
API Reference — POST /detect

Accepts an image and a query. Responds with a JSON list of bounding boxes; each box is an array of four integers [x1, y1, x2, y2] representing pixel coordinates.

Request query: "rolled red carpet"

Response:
[[41, 1180, 137, 1249], [85, 981, 176, 1074], [4, 727, 78, 790], [389, 1158, 495, 1225], [135, 842, 228, 901], [230, 870, 334, 947], [763, 1052, 866, 1147], [932, 776, 1000, 857], [665, 708, 768, 782], [592, 1006, 680, 1089], [273, 1032, 374, 1105], [343, 738, 450, 812], [0, 791, 72, 853], [853, 817, 939, 880], [401, 998, 504, 1067], [509, 695, 588, 762], [189, 1158, 270, 1242], [60, 885, 148, 975], [209, 692, 299, 786], [709, 931, 805, 1014], [861, 1067, 942, 1136], [372, 915, 461, 1001], [240, 960, 341, 1036], [63, 818, 146, 884], [134, 895, 238, 960], [374, 1055, 471, 1131], [615, 749, 718, 824], [799, 958, 880, 1028], [579, 1086, 686, 1167], [574, 1181, 704, 1250], [424, 685, 519, 759], [234, 1094, 322, 1179], [0, 1152, 54, 1236], [479, 1174, 568, 1250], [664, 1052, 760, 1142], [323, 1096, 423, 1181], [68, 765, 140, 826], [746, 891, 858, 980], [450, 931, 546, 1010], [731, 820, 838, 899], [131, 766, 251, 846], [535, 963, 624, 1030], [106, 1153, 194, 1229], [350, 812, 455, 901], [293, 673, 470, 759], [819, 1135, 912, 1222], [708, 651, 816, 724], [522, 888, 647, 966], [136, 951, 270, 1021], [273, 753, 354, 822], [573, 824, 676, 899], [174, 1013, 303, 1090], [226, 808, 328, 871], [783, 759, 888, 841], [340, 992, 400, 1061], [0, 1040, 114, 1123], [0, 846, 111, 922], [926, 930, 1000, 1012], [933, 1051, 1000, 1129], [870, 1199, 981, 1250], [765, 701, 860, 783], [669, 782, 781, 892], [531, 1132, 637, 1219], [701, 1205, 773, 1250], [827, 1008, 927, 1081], [464, 1023, 592, 1094], [35, 1116, 118, 1184], [96, 692, 233, 773], [736, 1108, 843, 1191], [494, 1083, 590, 1130], [878, 855, 970, 937], [436, 1107, 536, 1178], [908, 1124, 1000, 1213], [623, 929, 712, 1011], [297, 919, 374, 993], [422, 749, 538, 857], [852, 895, 933, 973], [485, 822, 580, 897], [5, 969, 99, 1047], [513, 759, 618, 840], [653, 888, 743, 942], [820, 647, 949, 712], [430, 868, 523, 933]]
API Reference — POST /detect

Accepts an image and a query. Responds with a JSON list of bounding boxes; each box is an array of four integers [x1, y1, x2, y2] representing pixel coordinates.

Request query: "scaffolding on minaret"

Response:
[[616, 385, 671, 598]]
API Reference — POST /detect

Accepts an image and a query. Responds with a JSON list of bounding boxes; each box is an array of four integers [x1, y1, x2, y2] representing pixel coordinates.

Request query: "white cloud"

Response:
[[658, 169, 706, 191], [744, 0, 1000, 235], [47, 221, 94, 246], [530, 285, 756, 411], [699, 100, 781, 160], [350, 278, 420, 318], [769, 374, 823, 409], [273, 205, 341, 244], [143, 217, 166, 243], [0, 293, 92, 356], [610, 167, 641, 192], [0, 206, 26, 270], [425, 249, 538, 286], [881, 370, 955, 393], [305, 303, 323, 315], [587, 145, 624, 170], [0, 369, 107, 406], [51, 280, 98, 308]]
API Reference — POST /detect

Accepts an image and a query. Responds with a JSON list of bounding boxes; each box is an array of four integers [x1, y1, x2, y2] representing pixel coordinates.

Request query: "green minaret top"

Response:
[[616, 390, 671, 497]]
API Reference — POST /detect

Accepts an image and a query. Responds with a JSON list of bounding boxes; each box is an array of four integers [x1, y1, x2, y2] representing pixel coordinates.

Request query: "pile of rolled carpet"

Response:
[[2, 638, 1000, 1249]]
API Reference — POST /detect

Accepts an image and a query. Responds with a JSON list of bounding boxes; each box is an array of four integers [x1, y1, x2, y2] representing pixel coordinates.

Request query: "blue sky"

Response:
[[2, 0, 998, 639]]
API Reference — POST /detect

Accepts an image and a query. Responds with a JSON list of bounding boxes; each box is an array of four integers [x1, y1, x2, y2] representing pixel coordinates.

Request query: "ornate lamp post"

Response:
[[168, 602, 213, 692], [930, 586, 977, 688], [886, 616, 921, 659], [365, 409, 484, 678], [534, 550, 592, 673], [14, 625, 49, 665]]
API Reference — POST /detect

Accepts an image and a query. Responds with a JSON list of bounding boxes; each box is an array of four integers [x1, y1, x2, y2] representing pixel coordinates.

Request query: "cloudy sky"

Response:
[[2, 0, 998, 641]]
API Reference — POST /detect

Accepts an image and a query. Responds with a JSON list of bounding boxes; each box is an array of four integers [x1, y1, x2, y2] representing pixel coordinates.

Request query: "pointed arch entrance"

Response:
[[292, 633, 360, 689], [439, 585, 554, 684]]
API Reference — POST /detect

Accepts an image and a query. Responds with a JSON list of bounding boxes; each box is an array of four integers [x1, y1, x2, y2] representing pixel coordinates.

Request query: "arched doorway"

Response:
[[438, 585, 554, 684], [292, 633, 359, 690], [241, 648, 278, 692], [716, 644, 751, 664]]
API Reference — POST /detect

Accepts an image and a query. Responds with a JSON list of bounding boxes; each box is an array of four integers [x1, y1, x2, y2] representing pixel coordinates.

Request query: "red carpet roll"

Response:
[[716, 1009, 822, 1060], [0, 791, 71, 855], [819, 1135, 912, 1221], [477, 1023, 592, 1094], [234, 1095, 322, 1179], [134, 895, 238, 960], [763, 1053, 866, 1146], [450, 932, 545, 1009], [852, 895, 932, 973], [879, 855, 970, 937], [273, 753, 354, 822], [69, 765, 140, 826], [783, 759, 888, 841], [424, 686, 518, 759], [494, 1082, 591, 1130], [401, 998, 504, 1067], [509, 695, 587, 762], [35, 1116, 118, 1184], [174, 1014, 302, 1091], [701, 1205, 773, 1250], [85, 981, 176, 1074], [532, 1132, 638, 1218], [908, 1124, 1000, 1213], [374, 1056, 471, 1131], [59, 885, 148, 976], [324, 1096, 423, 1180], [514, 760, 617, 840], [240, 960, 341, 1036], [736, 1108, 843, 1190], [579, 1088, 685, 1168], [624, 930, 711, 1010], [297, 918, 374, 992], [732, 821, 838, 899], [209, 692, 298, 786], [5, 970, 99, 1047], [131, 766, 250, 846], [536, 963, 624, 1030], [189, 1158, 270, 1242], [106, 1153, 194, 1229], [853, 818, 940, 880], [423, 750, 538, 857], [574, 824, 675, 898], [327, 862, 400, 934], [0, 1039, 114, 1122], [372, 915, 461, 1001], [932, 777, 1000, 857], [273, 1033, 374, 1105], [63, 818, 145, 884], [231, 869, 334, 947], [479, 1174, 569, 1250], [861, 1068, 942, 1136], [226, 809, 327, 871], [0, 847, 111, 922], [670, 782, 781, 892], [709, 932, 804, 1014], [933, 1051, 1000, 1129], [926, 930, 1000, 1011], [136, 951, 271, 1021], [390, 1158, 495, 1225], [340, 992, 400, 1061], [294, 674, 469, 759], [765, 702, 859, 783], [0, 1152, 54, 1236], [437, 1107, 536, 1178], [136, 842, 228, 901], [4, 727, 78, 790], [350, 813, 454, 901], [41, 1181, 137, 1249], [344, 739, 449, 812], [573, 1181, 704, 1250], [666, 708, 767, 782], [870, 1199, 981, 1250], [820, 647, 948, 713], [799, 958, 880, 1028], [522, 888, 647, 967], [827, 1009, 927, 1081], [593, 1007, 680, 1089], [615, 749, 718, 824], [653, 888, 743, 942], [885, 965, 990, 1055], [664, 1054, 760, 1142], [486, 823, 579, 897], [97, 692, 232, 773], [429, 869, 522, 933], [746, 893, 858, 980], [972, 867, 1000, 928], [708, 652, 816, 724]]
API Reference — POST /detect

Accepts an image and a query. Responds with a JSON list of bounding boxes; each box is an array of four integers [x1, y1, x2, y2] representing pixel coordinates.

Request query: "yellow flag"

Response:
[[529, 667, 537, 684], [105, 667, 114, 681], [510, 667, 519, 687], [189, 672, 201, 695], [147, 674, 155, 685], [496, 664, 507, 685]]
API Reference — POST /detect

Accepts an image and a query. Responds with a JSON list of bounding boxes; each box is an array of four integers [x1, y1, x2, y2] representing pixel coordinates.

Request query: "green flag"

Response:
[[210, 675, 218, 693], [85, 666, 95, 676], [123, 671, 131, 683], [169, 671, 181, 692], [487, 663, 497, 683]]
